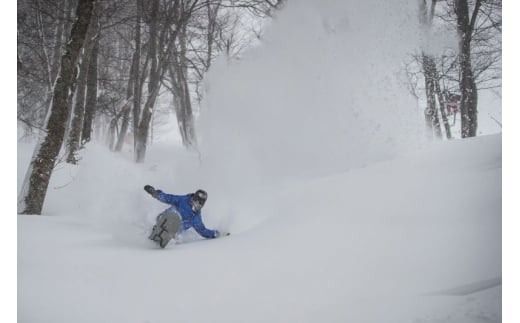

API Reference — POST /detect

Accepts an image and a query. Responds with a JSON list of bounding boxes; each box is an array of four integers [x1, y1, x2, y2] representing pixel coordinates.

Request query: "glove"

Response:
[[144, 185, 156, 196]]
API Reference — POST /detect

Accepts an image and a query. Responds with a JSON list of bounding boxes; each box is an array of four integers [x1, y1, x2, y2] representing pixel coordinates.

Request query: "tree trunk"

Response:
[[34, 0, 55, 124], [82, 36, 99, 144], [135, 85, 160, 162], [65, 48, 90, 164], [422, 54, 442, 140], [114, 50, 138, 152], [107, 117, 118, 151], [418, 0, 442, 140], [132, 0, 142, 150], [454, 0, 481, 138], [50, 0, 66, 84], [66, 17, 97, 163], [432, 68, 452, 139], [134, 0, 159, 163], [133, 0, 188, 161], [205, 1, 220, 70], [35, 0, 53, 92], [170, 64, 196, 147], [18, 0, 96, 215], [115, 0, 142, 152], [179, 23, 196, 147], [168, 22, 196, 148]]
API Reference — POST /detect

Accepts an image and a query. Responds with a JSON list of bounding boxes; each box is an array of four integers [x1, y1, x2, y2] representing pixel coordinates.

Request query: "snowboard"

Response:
[[148, 211, 182, 248]]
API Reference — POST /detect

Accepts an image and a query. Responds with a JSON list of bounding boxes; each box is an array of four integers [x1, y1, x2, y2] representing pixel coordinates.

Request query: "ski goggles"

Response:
[[191, 191, 207, 210]]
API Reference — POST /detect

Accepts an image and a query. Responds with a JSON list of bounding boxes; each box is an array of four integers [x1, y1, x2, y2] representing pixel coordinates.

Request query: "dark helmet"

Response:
[[190, 189, 207, 211]]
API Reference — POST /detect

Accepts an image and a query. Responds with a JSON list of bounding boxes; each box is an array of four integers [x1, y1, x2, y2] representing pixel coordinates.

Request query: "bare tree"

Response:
[[419, 1, 440, 139], [134, 0, 162, 162], [18, 0, 73, 130], [419, 0, 452, 140], [66, 15, 99, 163], [81, 34, 99, 145], [409, 0, 500, 138], [134, 0, 200, 162], [218, 0, 286, 17], [454, 0, 482, 137], [18, 0, 286, 168], [160, 0, 275, 148], [168, 9, 197, 148], [18, 0, 96, 215]]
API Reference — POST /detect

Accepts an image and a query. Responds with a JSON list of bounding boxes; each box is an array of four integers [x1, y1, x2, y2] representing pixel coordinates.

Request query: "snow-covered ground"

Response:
[[13, 0, 509, 322], [17, 134, 501, 323]]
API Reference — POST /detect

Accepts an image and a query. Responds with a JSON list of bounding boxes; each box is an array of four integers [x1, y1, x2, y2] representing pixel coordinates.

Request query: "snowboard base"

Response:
[[148, 211, 182, 248]]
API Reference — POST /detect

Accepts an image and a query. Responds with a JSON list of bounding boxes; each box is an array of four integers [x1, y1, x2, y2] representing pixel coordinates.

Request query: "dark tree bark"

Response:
[[115, 0, 143, 152], [18, 0, 96, 215], [432, 67, 452, 139], [66, 16, 98, 164], [65, 49, 90, 164], [134, 0, 160, 163], [454, 0, 481, 138], [205, 0, 221, 70], [81, 36, 99, 144], [135, 82, 161, 162], [132, 0, 142, 150], [50, 0, 67, 85], [169, 23, 196, 147], [419, 0, 441, 140], [422, 54, 442, 140]]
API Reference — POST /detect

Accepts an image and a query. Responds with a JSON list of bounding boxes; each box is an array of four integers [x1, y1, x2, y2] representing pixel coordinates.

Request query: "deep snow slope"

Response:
[[17, 134, 501, 323]]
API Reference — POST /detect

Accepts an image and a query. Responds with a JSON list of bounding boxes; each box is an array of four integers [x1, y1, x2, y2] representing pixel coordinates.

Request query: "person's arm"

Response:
[[192, 213, 218, 239], [144, 185, 181, 205]]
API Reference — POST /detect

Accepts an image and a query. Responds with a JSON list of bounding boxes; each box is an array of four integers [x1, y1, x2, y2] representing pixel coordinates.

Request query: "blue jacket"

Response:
[[153, 190, 217, 239]]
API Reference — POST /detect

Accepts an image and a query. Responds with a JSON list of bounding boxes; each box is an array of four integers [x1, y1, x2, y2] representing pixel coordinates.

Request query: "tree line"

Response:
[[17, 0, 500, 215], [17, 0, 285, 214], [409, 0, 501, 140]]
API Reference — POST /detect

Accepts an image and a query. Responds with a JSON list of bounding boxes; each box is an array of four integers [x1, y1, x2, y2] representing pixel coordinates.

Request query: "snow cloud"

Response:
[[198, 0, 424, 189]]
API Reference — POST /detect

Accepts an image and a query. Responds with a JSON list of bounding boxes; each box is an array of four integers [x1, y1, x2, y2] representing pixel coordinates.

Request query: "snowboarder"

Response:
[[144, 185, 228, 248]]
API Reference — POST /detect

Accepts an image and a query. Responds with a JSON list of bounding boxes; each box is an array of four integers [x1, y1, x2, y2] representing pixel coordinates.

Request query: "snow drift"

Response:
[[17, 0, 501, 322], [18, 134, 501, 323]]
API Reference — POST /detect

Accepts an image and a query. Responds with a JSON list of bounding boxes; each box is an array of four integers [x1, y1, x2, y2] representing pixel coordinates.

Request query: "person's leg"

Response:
[[149, 210, 182, 248]]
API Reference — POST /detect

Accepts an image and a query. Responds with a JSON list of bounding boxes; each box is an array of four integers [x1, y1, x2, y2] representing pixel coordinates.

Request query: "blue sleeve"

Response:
[[154, 190, 182, 206], [192, 213, 217, 239]]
